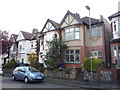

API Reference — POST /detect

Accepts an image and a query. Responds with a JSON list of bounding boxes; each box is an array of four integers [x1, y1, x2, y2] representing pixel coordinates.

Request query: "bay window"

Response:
[[64, 27, 80, 41], [64, 49, 80, 63]]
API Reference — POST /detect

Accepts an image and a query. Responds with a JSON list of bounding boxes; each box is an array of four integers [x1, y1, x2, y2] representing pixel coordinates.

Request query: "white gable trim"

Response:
[[16, 31, 25, 41]]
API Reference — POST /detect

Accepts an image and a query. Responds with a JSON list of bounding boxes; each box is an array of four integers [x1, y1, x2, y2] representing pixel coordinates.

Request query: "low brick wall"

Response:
[[96, 66, 118, 81], [3, 69, 13, 77]]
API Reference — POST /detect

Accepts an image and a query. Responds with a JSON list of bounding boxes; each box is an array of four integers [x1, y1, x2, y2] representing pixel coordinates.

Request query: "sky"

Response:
[[0, 0, 120, 35]]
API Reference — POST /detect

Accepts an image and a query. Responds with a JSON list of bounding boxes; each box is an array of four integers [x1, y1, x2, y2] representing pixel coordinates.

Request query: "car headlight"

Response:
[[41, 74, 44, 77], [30, 73, 35, 77]]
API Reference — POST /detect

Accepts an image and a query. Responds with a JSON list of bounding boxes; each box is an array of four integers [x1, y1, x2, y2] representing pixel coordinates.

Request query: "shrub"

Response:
[[63, 68, 72, 74], [3, 60, 19, 69], [38, 67, 46, 73], [83, 58, 102, 72], [28, 53, 40, 69]]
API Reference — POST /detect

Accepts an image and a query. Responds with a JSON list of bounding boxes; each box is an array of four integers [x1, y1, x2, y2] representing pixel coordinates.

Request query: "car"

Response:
[[12, 66, 44, 83], [0, 66, 3, 75]]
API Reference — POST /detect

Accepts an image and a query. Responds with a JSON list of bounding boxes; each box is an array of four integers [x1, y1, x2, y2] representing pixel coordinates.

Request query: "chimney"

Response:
[[75, 13, 80, 18], [32, 28, 38, 34]]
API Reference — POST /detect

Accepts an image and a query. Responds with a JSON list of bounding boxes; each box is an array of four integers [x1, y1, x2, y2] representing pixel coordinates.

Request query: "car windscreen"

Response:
[[29, 67, 39, 72]]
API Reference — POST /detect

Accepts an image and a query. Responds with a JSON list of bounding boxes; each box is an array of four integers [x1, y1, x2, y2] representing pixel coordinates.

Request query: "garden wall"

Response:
[[44, 68, 81, 79], [96, 66, 119, 81]]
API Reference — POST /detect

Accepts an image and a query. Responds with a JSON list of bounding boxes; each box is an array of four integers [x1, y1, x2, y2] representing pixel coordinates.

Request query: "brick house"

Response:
[[59, 11, 111, 68], [109, 11, 120, 68]]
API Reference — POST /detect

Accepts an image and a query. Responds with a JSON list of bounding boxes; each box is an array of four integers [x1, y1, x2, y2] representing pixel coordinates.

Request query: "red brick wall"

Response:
[[65, 63, 80, 68], [96, 67, 118, 81]]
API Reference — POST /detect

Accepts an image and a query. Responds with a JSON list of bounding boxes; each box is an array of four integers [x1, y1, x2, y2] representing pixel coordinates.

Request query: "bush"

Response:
[[44, 59, 59, 70], [3, 60, 19, 69], [29, 60, 40, 69], [38, 67, 46, 73], [28, 53, 40, 69], [54, 68, 72, 74], [63, 68, 72, 74], [83, 58, 102, 72]]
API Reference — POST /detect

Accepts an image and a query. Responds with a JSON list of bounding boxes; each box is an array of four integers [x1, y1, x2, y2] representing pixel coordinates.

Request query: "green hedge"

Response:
[[3, 60, 19, 69], [83, 58, 102, 72]]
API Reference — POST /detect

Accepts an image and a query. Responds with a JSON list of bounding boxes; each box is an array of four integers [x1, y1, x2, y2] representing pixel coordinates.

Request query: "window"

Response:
[[90, 50, 102, 58], [113, 21, 116, 31], [31, 42, 33, 48], [91, 27, 101, 37], [64, 27, 80, 41], [19, 45, 22, 50], [64, 50, 80, 63]]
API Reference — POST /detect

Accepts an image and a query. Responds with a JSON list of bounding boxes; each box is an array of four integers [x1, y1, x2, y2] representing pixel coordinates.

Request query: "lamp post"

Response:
[[85, 5, 93, 84]]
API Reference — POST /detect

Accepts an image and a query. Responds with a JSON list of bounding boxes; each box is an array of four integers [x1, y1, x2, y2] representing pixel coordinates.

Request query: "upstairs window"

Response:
[[91, 27, 101, 37], [64, 27, 80, 41], [113, 21, 116, 31], [31, 42, 33, 48], [19, 45, 22, 50]]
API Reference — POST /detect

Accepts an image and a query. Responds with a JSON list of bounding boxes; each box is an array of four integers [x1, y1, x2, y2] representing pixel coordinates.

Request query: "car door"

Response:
[[18, 67, 25, 80], [13, 67, 20, 80]]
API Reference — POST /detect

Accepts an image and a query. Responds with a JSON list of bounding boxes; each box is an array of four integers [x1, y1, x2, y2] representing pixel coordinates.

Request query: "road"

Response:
[[1, 76, 77, 88]]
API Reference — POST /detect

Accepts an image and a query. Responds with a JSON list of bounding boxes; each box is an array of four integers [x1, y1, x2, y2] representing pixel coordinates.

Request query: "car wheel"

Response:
[[24, 77, 29, 83], [12, 75, 16, 81]]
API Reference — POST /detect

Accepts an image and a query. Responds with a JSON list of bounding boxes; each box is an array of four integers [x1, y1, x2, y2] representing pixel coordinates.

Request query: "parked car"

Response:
[[0, 66, 3, 75], [12, 66, 44, 83]]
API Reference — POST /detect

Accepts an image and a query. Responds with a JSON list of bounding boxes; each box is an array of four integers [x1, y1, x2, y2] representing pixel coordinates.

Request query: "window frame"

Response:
[[64, 27, 80, 41], [64, 49, 80, 63]]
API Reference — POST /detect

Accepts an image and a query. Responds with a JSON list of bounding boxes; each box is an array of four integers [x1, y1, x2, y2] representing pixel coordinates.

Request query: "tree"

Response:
[[0, 30, 12, 58], [44, 34, 67, 69], [28, 53, 40, 69], [83, 58, 102, 72]]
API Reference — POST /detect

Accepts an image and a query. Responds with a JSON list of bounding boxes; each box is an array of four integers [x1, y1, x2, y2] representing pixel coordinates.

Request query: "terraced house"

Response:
[[39, 19, 60, 65], [9, 11, 112, 69], [109, 11, 120, 68], [59, 11, 111, 68]]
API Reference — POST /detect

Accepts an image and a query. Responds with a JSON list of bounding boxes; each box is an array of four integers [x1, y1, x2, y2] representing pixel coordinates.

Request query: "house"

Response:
[[59, 11, 111, 68], [16, 30, 36, 63], [108, 11, 120, 68], [39, 19, 60, 65], [9, 34, 18, 61]]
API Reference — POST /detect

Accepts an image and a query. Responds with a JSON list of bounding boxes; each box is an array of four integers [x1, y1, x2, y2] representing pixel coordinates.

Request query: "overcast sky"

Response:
[[0, 0, 120, 35]]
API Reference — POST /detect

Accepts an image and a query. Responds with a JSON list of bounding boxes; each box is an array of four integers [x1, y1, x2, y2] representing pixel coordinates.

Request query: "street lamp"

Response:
[[85, 5, 93, 84]]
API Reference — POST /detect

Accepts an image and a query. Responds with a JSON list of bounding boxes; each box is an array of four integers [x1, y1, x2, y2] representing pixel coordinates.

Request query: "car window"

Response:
[[18, 67, 25, 72], [29, 67, 39, 72], [14, 67, 19, 71]]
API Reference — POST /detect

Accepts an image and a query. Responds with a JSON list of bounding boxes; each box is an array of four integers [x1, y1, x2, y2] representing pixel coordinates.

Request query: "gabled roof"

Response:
[[108, 11, 120, 20], [59, 11, 101, 28], [21, 31, 34, 40], [59, 11, 83, 27], [80, 17, 100, 26], [9, 34, 18, 42], [12, 34, 18, 41], [41, 19, 59, 33]]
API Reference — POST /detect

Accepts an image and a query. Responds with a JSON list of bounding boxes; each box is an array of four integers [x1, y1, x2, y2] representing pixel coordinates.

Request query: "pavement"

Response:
[[45, 77, 119, 90]]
